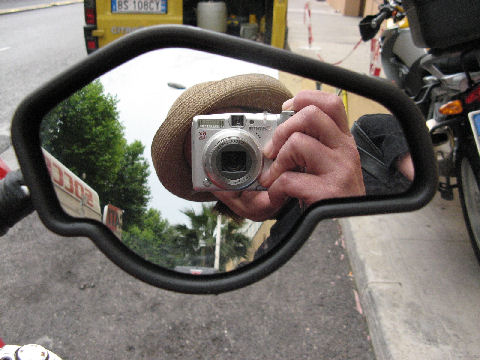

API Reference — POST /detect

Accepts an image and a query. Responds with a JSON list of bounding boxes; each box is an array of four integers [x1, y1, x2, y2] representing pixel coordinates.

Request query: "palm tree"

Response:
[[175, 204, 251, 271]]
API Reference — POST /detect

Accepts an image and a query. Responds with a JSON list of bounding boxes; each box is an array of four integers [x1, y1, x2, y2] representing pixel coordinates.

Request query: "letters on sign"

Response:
[[104, 204, 123, 233], [103, 204, 123, 239], [42, 149, 98, 211]]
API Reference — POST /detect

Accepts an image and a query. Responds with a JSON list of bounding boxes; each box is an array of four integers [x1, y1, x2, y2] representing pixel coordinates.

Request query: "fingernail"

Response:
[[263, 141, 274, 158], [282, 98, 294, 111]]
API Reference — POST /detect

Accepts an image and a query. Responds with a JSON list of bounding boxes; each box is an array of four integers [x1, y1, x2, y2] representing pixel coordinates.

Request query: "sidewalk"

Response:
[[287, 1, 480, 359]]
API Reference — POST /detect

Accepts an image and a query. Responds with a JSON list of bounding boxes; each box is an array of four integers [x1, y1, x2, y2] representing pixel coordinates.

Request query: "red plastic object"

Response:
[[465, 85, 480, 105], [0, 337, 5, 348], [0, 158, 11, 180]]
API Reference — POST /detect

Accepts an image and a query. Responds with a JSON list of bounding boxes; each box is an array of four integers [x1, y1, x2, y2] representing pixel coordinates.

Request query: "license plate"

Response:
[[111, 0, 167, 14], [468, 110, 480, 155]]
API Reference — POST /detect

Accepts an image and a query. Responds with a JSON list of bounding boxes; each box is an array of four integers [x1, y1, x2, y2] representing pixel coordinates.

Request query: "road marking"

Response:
[[0, 0, 83, 15]]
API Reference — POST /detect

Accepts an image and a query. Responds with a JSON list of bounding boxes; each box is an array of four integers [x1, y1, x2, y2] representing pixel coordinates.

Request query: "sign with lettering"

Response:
[[103, 204, 123, 239], [42, 149, 101, 220]]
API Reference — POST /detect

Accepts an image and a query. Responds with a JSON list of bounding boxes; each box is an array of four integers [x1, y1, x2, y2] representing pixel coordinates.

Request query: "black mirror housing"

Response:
[[11, 25, 437, 294]]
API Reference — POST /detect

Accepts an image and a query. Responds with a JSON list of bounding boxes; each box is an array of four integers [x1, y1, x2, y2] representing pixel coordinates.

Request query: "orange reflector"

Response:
[[439, 100, 463, 115]]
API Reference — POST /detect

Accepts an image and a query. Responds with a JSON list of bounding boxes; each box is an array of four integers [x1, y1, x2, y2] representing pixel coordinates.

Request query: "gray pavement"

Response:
[[1, 211, 375, 360], [287, 1, 480, 359]]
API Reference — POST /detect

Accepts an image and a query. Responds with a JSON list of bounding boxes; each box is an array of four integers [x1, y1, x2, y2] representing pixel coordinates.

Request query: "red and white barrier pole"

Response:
[[304, 2, 313, 48], [369, 38, 382, 77]]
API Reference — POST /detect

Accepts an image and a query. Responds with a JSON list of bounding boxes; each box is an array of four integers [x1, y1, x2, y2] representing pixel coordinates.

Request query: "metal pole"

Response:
[[214, 214, 221, 271]]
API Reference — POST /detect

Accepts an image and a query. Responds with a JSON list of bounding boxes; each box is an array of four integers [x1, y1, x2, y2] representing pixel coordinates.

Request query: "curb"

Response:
[[0, 0, 83, 15], [340, 218, 391, 360]]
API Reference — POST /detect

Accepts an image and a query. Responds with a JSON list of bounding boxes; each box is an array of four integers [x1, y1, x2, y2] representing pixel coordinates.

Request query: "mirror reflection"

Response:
[[39, 48, 412, 274]]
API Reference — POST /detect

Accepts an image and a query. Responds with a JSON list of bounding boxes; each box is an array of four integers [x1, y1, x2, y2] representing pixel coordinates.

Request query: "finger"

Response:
[[282, 98, 294, 111], [267, 171, 363, 209], [212, 191, 247, 213], [260, 132, 333, 187], [212, 191, 283, 222], [264, 105, 348, 159], [267, 172, 321, 208], [291, 90, 349, 134]]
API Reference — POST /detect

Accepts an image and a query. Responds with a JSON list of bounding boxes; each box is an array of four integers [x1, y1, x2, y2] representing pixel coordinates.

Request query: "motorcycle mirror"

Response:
[[359, 15, 382, 42], [37, 48, 414, 276], [11, 26, 437, 294]]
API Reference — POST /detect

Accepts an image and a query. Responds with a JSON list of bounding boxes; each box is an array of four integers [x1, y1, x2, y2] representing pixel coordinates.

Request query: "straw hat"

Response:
[[151, 73, 293, 202]]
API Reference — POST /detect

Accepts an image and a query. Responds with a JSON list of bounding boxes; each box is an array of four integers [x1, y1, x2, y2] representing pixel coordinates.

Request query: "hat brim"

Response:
[[151, 73, 293, 202]]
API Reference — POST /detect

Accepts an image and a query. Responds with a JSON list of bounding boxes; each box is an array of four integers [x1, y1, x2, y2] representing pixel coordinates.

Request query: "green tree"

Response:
[[175, 204, 252, 270], [122, 208, 177, 267], [40, 81, 150, 230], [123, 204, 252, 271], [173, 204, 216, 267], [106, 141, 151, 229], [40, 80, 125, 199]]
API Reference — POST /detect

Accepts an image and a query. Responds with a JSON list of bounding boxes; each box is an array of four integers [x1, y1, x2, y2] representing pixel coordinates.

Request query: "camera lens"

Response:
[[217, 144, 251, 179], [203, 130, 262, 190], [221, 151, 247, 172]]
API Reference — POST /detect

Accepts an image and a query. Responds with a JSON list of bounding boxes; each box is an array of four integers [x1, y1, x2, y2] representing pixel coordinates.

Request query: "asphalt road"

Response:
[[0, 3, 374, 359], [0, 0, 86, 134], [0, 0, 78, 11]]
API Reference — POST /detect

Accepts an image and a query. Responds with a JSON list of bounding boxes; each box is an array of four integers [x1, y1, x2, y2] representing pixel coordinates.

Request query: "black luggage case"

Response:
[[403, 0, 480, 50]]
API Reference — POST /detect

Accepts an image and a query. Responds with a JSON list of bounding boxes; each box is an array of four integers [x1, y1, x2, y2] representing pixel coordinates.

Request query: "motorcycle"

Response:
[[359, 0, 480, 261]]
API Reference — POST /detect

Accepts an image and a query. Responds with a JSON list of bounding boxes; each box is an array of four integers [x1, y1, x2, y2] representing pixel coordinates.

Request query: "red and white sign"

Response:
[[103, 203, 123, 239], [42, 149, 101, 217]]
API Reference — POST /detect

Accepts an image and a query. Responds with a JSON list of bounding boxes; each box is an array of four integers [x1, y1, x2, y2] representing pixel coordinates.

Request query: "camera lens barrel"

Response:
[[203, 129, 262, 190]]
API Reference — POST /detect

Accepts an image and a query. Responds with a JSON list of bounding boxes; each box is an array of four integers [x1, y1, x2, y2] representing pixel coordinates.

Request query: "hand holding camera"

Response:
[[260, 90, 365, 208], [192, 111, 294, 192], [209, 90, 366, 220]]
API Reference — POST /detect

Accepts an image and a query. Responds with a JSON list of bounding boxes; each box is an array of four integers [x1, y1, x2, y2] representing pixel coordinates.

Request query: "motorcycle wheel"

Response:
[[458, 144, 480, 263]]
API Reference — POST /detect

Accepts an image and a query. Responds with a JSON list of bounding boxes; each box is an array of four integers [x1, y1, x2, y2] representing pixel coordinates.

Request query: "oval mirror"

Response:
[[38, 48, 412, 275]]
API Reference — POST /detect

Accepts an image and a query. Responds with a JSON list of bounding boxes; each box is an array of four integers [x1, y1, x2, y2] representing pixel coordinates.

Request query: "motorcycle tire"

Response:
[[458, 142, 480, 263]]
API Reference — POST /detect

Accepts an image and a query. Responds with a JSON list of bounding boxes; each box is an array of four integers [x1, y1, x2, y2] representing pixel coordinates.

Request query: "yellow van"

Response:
[[83, 0, 288, 53]]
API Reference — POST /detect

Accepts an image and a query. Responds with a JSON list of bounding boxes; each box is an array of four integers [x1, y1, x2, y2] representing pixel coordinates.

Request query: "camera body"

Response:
[[192, 111, 294, 191]]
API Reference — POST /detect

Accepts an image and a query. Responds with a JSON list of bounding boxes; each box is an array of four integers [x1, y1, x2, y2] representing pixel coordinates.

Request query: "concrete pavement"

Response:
[[286, 1, 480, 359]]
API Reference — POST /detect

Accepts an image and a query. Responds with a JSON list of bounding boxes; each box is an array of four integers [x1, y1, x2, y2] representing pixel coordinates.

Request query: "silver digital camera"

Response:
[[192, 111, 294, 191]]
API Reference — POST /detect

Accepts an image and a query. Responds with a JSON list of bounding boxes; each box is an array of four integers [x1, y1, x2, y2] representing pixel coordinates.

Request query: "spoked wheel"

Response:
[[458, 146, 480, 263]]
